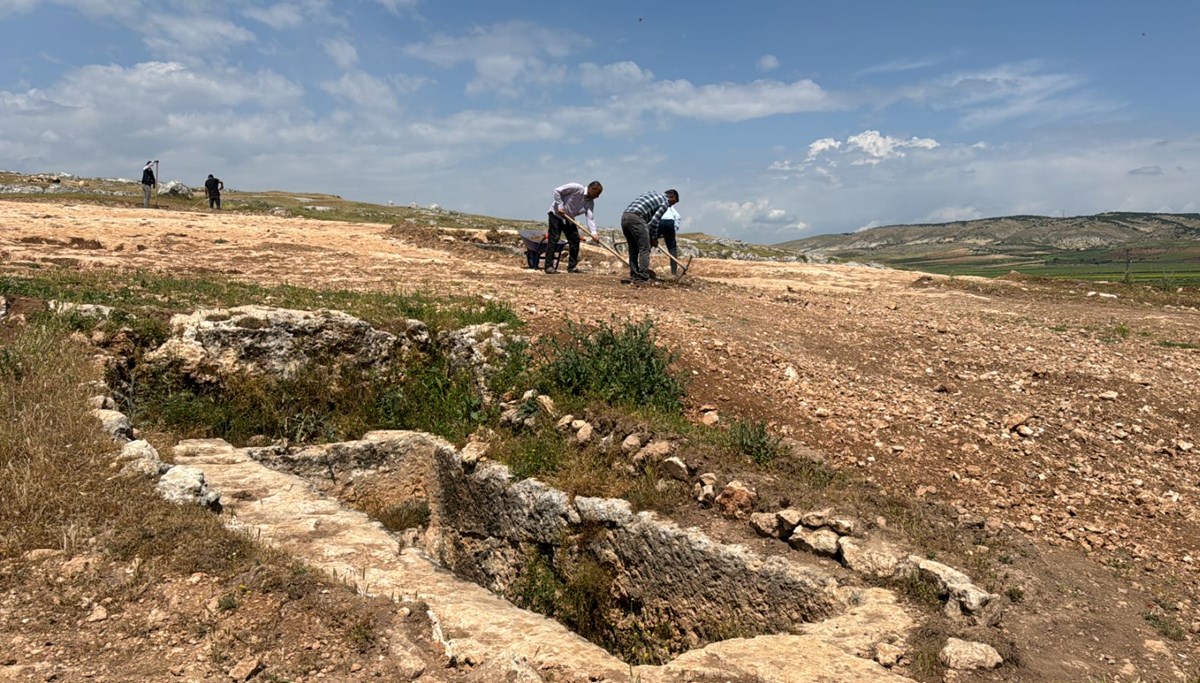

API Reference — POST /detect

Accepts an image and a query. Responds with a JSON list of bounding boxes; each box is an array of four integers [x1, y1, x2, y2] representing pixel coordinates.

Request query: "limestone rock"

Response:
[[91, 408, 133, 442], [789, 527, 841, 557], [661, 456, 689, 482], [939, 638, 1002, 670], [144, 305, 407, 383], [776, 508, 804, 535], [874, 641, 905, 667], [838, 537, 900, 579], [119, 439, 170, 478], [87, 395, 115, 410], [49, 300, 113, 320], [156, 466, 221, 510], [157, 180, 193, 198], [750, 512, 780, 538], [575, 422, 594, 445], [909, 557, 996, 614], [801, 507, 834, 529], [228, 655, 262, 681], [621, 433, 643, 454]]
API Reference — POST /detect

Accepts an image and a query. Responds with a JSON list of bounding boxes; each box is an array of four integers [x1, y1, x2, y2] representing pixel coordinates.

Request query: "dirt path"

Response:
[[3, 200, 1199, 681]]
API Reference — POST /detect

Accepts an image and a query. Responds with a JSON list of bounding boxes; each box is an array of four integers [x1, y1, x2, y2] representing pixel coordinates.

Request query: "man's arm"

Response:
[[584, 206, 598, 240]]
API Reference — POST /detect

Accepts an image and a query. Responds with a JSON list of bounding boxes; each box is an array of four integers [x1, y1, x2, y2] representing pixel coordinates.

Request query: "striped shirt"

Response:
[[623, 191, 672, 229], [550, 183, 597, 235]]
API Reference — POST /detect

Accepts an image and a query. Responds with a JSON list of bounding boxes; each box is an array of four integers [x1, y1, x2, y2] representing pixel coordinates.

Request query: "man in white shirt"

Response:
[[546, 181, 602, 273]]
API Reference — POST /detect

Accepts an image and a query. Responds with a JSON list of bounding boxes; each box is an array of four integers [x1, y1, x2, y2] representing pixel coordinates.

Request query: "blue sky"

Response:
[[1, 1, 1197, 242]]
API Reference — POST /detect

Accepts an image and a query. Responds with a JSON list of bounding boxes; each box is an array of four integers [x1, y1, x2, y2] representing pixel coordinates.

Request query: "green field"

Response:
[[880, 242, 1200, 288]]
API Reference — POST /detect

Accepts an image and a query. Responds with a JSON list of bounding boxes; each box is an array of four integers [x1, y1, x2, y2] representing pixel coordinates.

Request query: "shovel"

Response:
[[655, 244, 692, 279]]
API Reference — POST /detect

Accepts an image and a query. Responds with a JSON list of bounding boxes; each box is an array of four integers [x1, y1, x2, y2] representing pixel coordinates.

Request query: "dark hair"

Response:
[[665, 189, 679, 201], [587, 180, 603, 192]]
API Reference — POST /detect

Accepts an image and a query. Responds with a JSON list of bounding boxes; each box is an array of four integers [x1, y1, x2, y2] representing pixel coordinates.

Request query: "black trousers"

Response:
[[546, 212, 580, 271], [658, 219, 679, 274]]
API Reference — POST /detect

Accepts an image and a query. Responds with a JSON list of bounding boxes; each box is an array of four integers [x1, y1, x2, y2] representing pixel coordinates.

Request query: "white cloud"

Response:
[[856, 57, 940, 77], [699, 198, 808, 234], [648, 78, 835, 122], [375, 0, 418, 14], [320, 72, 403, 110], [904, 61, 1121, 128], [806, 137, 842, 160], [404, 21, 583, 96], [244, 3, 305, 30], [846, 130, 939, 164], [925, 205, 982, 222], [579, 61, 655, 93], [321, 38, 358, 69], [855, 220, 883, 232], [143, 15, 256, 58], [757, 54, 780, 72]]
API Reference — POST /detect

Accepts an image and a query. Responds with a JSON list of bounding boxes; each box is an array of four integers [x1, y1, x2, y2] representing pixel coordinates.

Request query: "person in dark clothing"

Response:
[[657, 204, 682, 275], [204, 174, 224, 210], [620, 189, 679, 284], [140, 161, 156, 208]]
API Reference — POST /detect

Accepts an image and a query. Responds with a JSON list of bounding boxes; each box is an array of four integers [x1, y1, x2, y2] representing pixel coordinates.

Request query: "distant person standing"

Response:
[[657, 204, 682, 276], [140, 160, 156, 208], [204, 174, 224, 210], [545, 181, 602, 273], [620, 189, 679, 284]]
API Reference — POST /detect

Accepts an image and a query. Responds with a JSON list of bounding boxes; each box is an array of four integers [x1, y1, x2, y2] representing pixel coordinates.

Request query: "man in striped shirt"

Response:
[[620, 189, 679, 283], [546, 180, 602, 274]]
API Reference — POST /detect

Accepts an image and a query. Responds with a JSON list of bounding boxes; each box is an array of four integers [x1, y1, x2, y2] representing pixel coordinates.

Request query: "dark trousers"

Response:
[[658, 219, 679, 274], [546, 212, 579, 271], [208, 195, 221, 209], [620, 212, 652, 281]]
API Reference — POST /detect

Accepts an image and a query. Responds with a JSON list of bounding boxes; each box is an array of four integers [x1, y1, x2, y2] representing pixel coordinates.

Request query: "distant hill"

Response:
[[774, 212, 1200, 285]]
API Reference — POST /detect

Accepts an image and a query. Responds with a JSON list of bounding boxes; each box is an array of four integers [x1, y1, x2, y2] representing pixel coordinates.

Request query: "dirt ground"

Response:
[[2, 199, 1199, 682]]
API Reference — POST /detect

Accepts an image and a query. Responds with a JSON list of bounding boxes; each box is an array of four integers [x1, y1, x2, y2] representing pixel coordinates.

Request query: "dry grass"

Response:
[[0, 320, 120, 557]]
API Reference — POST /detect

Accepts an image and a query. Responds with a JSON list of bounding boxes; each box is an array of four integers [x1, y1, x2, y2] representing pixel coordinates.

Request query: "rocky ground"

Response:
[[1, 198, 1199, 682]]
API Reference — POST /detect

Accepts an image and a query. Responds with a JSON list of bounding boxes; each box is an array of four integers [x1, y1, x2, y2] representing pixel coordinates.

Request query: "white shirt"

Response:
[[661, 206, 681, 226]]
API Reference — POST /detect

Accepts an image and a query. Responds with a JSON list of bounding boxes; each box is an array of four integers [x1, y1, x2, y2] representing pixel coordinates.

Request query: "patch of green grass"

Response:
[[539, 318, 685, 414], [0, 347, 26, 380], [1145, 612, 1186, 641], [497, 424, 572, 480], [726, 419, 784, 465], [217, 593, 239, 612], [1, 270, 520, 335]]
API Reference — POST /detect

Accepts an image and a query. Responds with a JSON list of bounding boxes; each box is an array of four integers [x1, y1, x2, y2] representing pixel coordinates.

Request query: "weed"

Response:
[[1145, 611, 1186, 641], [1004, 585, 1025, 603], [346, 616, 377, 651], [369, 499, 431, 533], [539, 319, 684, 413], [727, 419, 784, 465], [1157, 340, 1198, 349], [510, 547, 563, 616], [887, 572, 944, 610], [217, 593, 239, 612], [499, 425, 570, 480], [0, 347, 25, 380]]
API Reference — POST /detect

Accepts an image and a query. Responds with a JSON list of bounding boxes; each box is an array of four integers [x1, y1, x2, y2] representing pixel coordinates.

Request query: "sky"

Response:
[[1, 0, 1198, 243]]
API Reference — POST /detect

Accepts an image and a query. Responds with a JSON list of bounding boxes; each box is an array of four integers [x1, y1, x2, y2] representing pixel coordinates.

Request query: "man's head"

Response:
[[665, 189, 679, 205], [207, 174, 214, 179], [586, 180, 603, 199]]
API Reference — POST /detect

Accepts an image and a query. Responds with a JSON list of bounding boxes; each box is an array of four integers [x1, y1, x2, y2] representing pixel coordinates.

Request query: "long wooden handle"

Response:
[[563, 214, 629, 266]]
